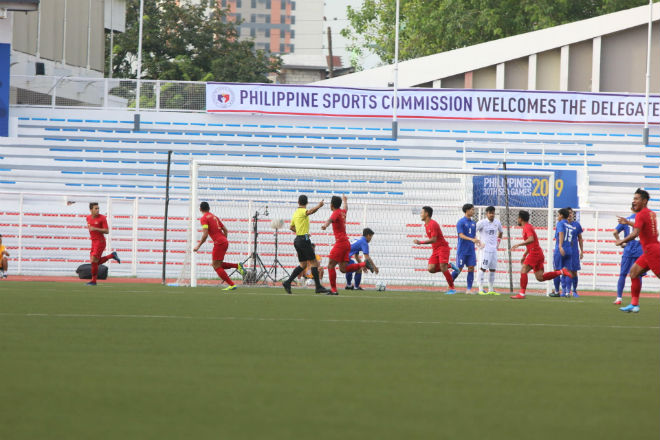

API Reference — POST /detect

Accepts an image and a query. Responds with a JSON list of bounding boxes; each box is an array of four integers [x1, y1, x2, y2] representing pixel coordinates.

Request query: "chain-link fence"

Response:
[[10, 76, 207, 112]]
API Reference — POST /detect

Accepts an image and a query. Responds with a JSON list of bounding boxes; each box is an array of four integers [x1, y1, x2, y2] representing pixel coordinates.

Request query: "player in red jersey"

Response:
[[615, 189, 659, 313], [509, 210, 571, 299], [193, 202, 245, 291], [321, 195, 372, 295], [85, 202, 120, 285], [413, 206, 456, 294]]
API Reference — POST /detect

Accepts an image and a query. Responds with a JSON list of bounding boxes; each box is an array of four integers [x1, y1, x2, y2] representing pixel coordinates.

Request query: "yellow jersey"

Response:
[[0, 245, 6, 255], [290, 207, 310, 236]]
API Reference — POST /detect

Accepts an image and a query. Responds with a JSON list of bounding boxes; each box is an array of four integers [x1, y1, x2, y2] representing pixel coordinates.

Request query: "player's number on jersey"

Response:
[[532, 178, 564, 197]]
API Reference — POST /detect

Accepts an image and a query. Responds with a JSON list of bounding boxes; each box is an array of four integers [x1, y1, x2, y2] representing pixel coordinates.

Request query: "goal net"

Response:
[[177, 161, 555, 293]]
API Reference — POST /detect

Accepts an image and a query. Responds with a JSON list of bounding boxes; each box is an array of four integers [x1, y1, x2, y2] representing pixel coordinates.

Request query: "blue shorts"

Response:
[[620, 255, 644, 277], [571, 249, 581, 271], [456, 250, 476, 268], [348, 258, 356, 266], [553, 250, 574, 271]]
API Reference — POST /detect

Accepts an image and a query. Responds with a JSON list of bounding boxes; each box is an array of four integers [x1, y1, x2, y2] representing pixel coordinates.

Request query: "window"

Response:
[[289, 44, 294, 52], [266, 0, 271, 8], [290, 30, 295, 39], [290, 16, 295, 25], [265, 29, 270, 37], [291, 1, 295, 11], [236, 0, 241, 7], [251, 0, 256, 6], [265, 15, 270, 23], [250, 14, 255, 22], [235, 13, 241, 22], [250, 28, 255, 37], [280, 43, 285, 53]]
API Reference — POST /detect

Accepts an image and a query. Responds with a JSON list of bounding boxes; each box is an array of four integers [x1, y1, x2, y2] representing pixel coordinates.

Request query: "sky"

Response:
[[324, 0, 382, 70]]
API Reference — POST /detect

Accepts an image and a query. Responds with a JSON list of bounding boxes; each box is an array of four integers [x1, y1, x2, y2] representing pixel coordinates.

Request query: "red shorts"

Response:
[[90, 240, 106, 260], [635, 245, 660, 277], [428, 246, 450, 267], [524, 252, 545, 272], [212, 241, 229, 261], [329, 239, 351, 263]]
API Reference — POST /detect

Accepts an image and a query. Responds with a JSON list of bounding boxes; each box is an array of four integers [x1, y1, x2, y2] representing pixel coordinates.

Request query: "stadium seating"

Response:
[[0, 106, 658, 292]]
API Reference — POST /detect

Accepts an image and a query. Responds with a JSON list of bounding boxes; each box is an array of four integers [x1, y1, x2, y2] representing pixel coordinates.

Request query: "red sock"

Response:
[[329, 267, 337, 291], [542, 270, 561, 281], [99, 254, 112, 264], [520, 272, 528, 293], [214, 266, 234, 286], [631, 277, 641, 306], [91, 262, 98, 282], [222, 262, 237, 269], [345, 262, 365, 272], [442, 270, 454, 288]]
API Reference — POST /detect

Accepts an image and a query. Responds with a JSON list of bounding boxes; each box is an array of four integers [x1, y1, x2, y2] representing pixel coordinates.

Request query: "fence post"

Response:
[[51, 76, 57, 109], [17, 193, 24, 274], [132, 198, 139, 277], [103, 78, 109, 109], [155, 80, 161, 112], [592, 210, 599, 290], [106, 196, 112, 252]]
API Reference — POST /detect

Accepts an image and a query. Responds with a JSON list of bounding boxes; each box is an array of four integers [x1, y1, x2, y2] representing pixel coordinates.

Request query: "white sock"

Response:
[[477, 270, 485, 291], [488, 271, 496, 291]]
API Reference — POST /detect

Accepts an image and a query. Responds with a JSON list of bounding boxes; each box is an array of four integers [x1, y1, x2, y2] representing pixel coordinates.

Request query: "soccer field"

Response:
[[0, 282, 658, 440]]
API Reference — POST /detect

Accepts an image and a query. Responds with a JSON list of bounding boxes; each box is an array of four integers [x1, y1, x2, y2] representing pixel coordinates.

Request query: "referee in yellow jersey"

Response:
[[282, 195, 330, 294]]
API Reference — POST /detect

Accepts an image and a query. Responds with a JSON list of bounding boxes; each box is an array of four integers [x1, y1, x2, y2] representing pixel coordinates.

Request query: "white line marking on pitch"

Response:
[[0, 312, 656, 330]]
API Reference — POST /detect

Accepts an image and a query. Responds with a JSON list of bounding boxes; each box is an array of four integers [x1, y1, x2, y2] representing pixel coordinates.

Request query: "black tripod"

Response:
[[243, 208, 276, 284], [265, 225, 290, 282]]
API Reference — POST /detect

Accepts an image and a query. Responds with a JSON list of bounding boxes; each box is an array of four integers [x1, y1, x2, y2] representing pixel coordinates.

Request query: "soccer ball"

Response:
[[375, 280, 387, 291], [305, 278, 314, 287]]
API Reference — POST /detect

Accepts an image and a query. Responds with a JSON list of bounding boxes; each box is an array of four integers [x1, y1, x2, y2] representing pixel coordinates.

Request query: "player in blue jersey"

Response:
[[549, 208, 575, 297], [451, 204, 480, 294], [567, 208, 584, 296], [345, 228, 378, 290], [613, 209, 643, 305]]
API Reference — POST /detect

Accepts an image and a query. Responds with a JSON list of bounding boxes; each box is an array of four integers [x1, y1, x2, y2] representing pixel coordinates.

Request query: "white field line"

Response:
[[0, 312, 656, 330]]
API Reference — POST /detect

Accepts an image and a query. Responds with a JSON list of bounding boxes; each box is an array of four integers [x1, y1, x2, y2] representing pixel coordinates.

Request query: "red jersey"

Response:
[[330, 208, 349, 242], [522, 223, 543, 255], [425, 219, 448, 251], [634, 207, 659, 251], [86, 214, 108, 242], [200, 212, 228, 245]]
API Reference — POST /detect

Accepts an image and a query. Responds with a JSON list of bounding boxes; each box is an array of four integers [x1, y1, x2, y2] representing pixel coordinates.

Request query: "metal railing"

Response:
[[10, 75, 207, 112]]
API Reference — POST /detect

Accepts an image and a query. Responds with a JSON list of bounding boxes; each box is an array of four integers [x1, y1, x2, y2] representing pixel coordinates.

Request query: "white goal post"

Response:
[[181, 160, 555, 292]]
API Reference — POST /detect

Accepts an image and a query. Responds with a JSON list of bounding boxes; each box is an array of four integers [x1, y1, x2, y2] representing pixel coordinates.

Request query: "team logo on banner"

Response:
[[212, 87, 234, 108]]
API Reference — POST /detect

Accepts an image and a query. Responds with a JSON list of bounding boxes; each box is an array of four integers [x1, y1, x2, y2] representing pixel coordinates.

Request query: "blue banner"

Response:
[[472, 169, 578, 209], [0, 43, 9, 137]]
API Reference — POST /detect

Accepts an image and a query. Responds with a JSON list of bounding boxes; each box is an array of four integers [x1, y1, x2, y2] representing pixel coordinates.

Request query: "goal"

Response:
[[177, 161, 555, 293]]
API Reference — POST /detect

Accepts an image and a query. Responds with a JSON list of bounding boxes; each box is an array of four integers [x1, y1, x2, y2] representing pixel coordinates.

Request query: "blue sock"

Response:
[[572, 275, 578, 292], [616, 274, 626, 298], [355, 272, 362, 288], [467, 271, 474, 289], [553, 276, 560, 293], [561, 275, 569, 294], [452, 268, 461, 280], [346, 272, 353, 285]]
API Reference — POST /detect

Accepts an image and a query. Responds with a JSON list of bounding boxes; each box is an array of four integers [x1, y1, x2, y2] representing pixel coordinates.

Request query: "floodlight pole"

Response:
[[643, 0, 653, 145], [136, 0, 144, 112], [392, 0, 400, 140]]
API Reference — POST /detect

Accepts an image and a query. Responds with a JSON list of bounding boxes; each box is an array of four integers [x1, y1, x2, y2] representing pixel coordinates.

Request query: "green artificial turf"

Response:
[[0, 281, 658, 440]]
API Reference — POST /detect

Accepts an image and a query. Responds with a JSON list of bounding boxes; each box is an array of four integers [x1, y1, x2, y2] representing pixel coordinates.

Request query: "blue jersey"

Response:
[[555, 219, 574, 255], [569, 220, 582, 253], [616, 214, 643, 259], [456, 216, 477, 256], [349, 236, 370, 257]]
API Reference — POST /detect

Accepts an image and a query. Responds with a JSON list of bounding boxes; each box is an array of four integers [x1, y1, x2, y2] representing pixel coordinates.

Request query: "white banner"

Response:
[[206, 82, 660, 124]]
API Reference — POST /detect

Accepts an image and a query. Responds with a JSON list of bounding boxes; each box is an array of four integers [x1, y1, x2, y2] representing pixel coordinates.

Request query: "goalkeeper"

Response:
[[345, 228, 379, 290]]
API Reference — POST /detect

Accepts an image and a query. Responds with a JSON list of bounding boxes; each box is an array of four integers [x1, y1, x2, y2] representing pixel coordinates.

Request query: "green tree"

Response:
[[342, 0, 652, 69], [107, 0, 281, 82]]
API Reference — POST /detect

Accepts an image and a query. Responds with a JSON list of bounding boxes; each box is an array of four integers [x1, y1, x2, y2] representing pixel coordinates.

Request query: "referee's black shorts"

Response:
[[294, 235, 316, 262]]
